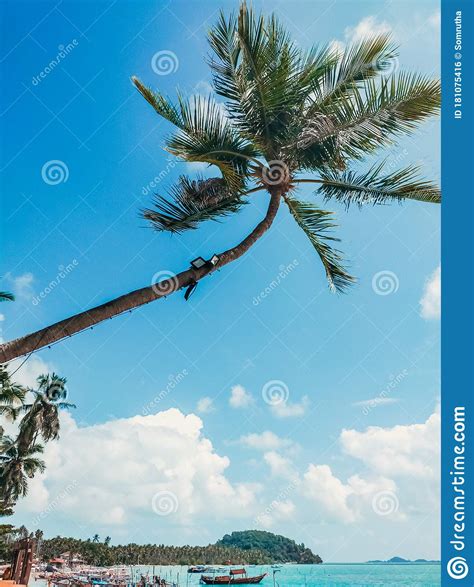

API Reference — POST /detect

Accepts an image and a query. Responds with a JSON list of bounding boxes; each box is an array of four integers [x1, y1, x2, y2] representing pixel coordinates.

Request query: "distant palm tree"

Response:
[[0, 435, 45, 502], [0, 2, 440, 363], [92, 534, 100, 543], [0, 365, 26, 427], [18, 373, 75, 451]]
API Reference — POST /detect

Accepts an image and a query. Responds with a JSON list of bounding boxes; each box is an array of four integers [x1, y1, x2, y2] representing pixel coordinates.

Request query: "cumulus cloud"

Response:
[[6, 272, 35, 301], [271, 395, 309, 418], [341, 410, 440, 479], [196, 396, 214, 414], [229, 385, 253, 408], [14, 409, 260, 532], [263, 451, 297, 480], [8, 355, 53, 389], [420, 265, 441, 320], [302, 464, 357, 523], [256, 499, 295, 529], [345, 16, 392, 42], [239, 431, 296, 452]]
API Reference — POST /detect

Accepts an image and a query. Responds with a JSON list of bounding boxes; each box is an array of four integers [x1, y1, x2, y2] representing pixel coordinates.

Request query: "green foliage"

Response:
[[284, 196, 354, 291], [132, 2, 440, 293], [319, 163, 441, 207], [0, 368, 74, 512], [143, 177, 247, 233], [217, 530, 322, 564], [32, 531, 322, 566], [0, 292, 14, 302], [39, 536, 271, 566]]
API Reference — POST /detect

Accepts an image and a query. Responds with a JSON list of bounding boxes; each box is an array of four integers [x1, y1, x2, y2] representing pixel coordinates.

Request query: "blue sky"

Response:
[[1, 0, 440, 563]]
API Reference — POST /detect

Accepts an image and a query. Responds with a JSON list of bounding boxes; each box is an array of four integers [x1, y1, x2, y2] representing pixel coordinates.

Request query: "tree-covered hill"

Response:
[[216, 530, 322, 564]]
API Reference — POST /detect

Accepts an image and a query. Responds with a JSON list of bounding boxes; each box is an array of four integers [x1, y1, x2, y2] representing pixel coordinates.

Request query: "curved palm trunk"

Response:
[[0, 190, 281, 363]]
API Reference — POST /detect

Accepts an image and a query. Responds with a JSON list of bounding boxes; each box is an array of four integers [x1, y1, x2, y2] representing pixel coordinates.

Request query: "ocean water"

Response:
[[34, 563, 441, 587], [144, 564, 441, 586]]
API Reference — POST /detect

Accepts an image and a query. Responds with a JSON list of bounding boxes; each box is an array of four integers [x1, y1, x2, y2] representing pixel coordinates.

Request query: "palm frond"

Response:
[[322, 72, 440, 159], [144, 176, 246, 233], [284, 196, 355, 292], [319, 163, 441, 207], [208, 4, 336, 154], [0, 291, 14, 302], [309, 34, 398, 109], [132, 78, 257, 187]]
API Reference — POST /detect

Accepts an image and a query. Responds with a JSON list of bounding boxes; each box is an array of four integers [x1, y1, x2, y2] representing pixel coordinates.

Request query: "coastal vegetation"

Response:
[[0, 1, 440, 364], [32, 531, 322, 566], [217, 530, 321, 564]]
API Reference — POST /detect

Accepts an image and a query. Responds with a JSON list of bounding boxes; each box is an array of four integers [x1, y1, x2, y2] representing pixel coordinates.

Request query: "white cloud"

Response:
[[229, 385, 253, 408], [302, 464, 357, 523], [271, 395, 309, 418], [15, 409, 260, 531], [345, 16, 392, 42], [420, 265, 441, 320], [328, 39, 345, 57], [340, 410, 440, 479], [6, 272, 35, 301], [263, 451, 297, 479], [196, 396, 214, 414], [9, 355, 53, 388], [239, 431, 295, 452], [302, 465, 399, 524], [299, 408, 439, 526], [257, 499, 295, 529]]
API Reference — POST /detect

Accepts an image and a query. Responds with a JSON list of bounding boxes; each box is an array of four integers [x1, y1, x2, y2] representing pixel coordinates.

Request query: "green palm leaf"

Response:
[[208, 4, 336, 154], [284, 196, 355, 292], [323, 73, 440, 159], [0, 291, 14, 302], [132, 78, 257, 188], [144, 176, 246, 233], [309, 35, 398, 110], [319, 163, 441, 206]]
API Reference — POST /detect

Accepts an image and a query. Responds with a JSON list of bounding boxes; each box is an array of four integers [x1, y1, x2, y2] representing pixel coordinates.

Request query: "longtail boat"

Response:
[[200, 568, 266, 584]]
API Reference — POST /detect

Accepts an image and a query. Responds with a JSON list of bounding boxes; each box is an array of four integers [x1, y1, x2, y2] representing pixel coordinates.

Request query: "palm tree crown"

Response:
[[18, 373, 75, 451], [132, 2, 440, 292], [0, 435, 45, 503], [0, 365, 26, 426]]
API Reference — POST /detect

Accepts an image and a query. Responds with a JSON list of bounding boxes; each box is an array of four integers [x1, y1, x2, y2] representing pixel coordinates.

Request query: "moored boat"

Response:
[[200, 568, 266, 584]]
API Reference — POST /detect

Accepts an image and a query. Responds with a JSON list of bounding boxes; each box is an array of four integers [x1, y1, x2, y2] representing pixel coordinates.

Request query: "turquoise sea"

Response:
[[35, 563, 440, 587], [144, 564, 441, 586]]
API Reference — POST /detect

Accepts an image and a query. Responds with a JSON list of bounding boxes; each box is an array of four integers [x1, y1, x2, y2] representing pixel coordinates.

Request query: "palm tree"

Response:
[[18, 373, 75, 451], [0, 3, 440, 363], [92, 534, 100, 543], [0, 435, 45, 503], [0, 365, 26, 428]]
